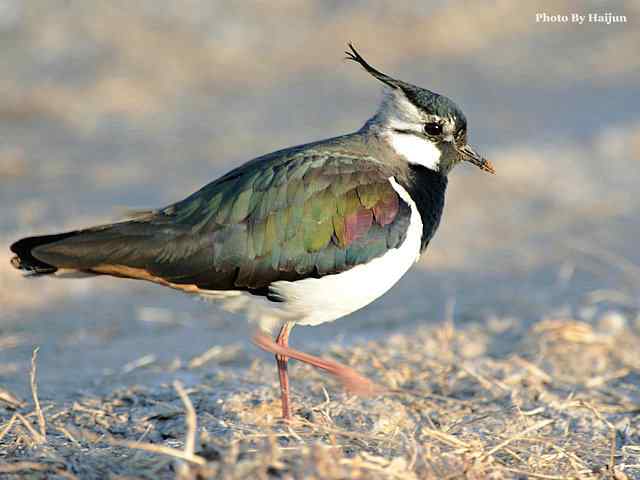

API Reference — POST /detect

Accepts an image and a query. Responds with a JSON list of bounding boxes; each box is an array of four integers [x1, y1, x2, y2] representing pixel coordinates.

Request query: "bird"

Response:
[[10, 44, 494, 420]]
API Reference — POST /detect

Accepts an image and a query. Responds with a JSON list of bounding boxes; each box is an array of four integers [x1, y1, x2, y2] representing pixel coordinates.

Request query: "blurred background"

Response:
[[1, 0, 639, 398]]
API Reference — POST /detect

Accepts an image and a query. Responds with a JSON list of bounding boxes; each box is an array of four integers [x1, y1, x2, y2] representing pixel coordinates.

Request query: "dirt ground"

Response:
[[1, 1, 640, 479], [1, 300, 640, 479]]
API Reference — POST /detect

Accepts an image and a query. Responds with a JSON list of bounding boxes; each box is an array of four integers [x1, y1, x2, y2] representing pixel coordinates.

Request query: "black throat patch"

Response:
[[397, 165, 448, 251]]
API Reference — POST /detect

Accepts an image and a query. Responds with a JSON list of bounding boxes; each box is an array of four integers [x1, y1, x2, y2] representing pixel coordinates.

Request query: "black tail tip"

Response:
[[10, 252, 57, 275], [10, 235, 63, 275]]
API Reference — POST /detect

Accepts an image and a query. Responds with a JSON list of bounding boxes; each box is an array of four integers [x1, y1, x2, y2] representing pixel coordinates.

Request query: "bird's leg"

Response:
[[253, 331, 383, 400], [275, 322, 294, 420]]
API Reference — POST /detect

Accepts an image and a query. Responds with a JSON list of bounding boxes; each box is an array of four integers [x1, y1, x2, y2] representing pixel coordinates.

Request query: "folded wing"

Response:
[[12, 151, 412, 295]]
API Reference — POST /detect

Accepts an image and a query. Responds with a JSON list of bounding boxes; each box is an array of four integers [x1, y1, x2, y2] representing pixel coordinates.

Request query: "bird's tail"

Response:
[[10, 231, 82, 275], [10, 217, 175, 278]]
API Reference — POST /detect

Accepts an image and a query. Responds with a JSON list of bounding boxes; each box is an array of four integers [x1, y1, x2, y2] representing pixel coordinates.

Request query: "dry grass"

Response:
[[1, 311, 638, 479]]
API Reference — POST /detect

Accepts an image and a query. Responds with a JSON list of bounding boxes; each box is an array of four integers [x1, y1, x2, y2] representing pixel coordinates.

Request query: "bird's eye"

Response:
[[423, 122, 442, 137]]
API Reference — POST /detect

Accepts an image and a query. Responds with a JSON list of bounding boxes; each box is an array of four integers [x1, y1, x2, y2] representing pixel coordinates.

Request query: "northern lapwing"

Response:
[[10, 45, 494, 420]]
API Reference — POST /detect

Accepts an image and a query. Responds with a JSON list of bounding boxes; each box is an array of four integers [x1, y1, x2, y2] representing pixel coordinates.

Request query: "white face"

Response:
[[371, 88, 456, 173], [388, 130, 442, 171]]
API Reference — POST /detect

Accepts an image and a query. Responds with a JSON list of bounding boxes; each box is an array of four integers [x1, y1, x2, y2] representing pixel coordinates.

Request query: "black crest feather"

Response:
[[345, 43, 402, 90]]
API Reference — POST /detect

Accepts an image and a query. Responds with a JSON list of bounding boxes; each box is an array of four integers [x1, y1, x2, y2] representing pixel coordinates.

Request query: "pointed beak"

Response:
[[457, 144, 495, 174]]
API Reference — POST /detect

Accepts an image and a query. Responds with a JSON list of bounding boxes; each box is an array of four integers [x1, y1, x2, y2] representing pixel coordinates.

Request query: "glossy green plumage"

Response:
[[23, 135, 412, 293]]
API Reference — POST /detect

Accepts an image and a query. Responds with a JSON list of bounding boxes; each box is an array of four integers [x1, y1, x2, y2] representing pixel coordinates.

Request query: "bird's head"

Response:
[[347, 44, 494, 176]]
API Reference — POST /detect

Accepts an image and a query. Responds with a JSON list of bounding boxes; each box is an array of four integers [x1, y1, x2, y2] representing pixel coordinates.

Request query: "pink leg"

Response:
[[275, 323, 293, 420], [253, 330, 383, 411]]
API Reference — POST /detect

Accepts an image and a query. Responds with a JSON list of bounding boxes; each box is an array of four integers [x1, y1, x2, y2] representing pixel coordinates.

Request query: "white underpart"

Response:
[[387, 131, 441, 171], [201, 177, 423, 332]]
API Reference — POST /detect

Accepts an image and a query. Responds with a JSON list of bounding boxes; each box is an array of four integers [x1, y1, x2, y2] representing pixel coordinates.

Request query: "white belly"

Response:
[[200, 177, 423, 332]]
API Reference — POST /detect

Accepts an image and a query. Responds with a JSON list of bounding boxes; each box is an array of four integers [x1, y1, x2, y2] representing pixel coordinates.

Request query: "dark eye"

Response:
[[423, 122, 442, 136]]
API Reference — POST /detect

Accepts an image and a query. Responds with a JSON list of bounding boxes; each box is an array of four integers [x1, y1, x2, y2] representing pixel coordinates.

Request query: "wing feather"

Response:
[[27, 150, 413, 293]]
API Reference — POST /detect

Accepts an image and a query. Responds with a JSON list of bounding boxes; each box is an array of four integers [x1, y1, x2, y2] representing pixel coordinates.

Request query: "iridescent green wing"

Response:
[[27, 149, 412, 293], [147, 151, 411, 290]]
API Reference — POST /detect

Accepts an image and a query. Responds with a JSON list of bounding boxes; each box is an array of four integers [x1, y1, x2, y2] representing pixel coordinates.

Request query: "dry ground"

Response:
[[1, 307, 639, 479]]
